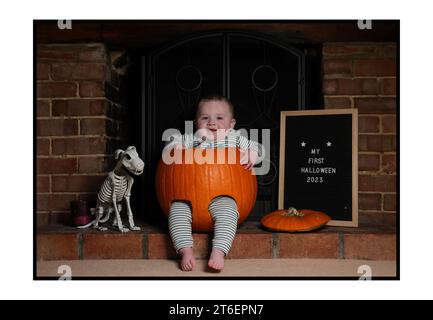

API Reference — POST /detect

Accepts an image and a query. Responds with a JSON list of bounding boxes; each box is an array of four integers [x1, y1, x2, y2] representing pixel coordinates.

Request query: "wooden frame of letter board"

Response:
[[278, 108, 358, 227]]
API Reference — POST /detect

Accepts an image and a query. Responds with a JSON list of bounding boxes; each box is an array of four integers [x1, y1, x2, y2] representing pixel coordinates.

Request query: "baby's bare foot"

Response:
[[179, 247, 195, 271], [208, 249, 225, 271]]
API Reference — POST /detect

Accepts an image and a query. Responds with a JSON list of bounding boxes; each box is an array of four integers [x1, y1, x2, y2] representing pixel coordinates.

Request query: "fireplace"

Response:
[[36, 21, 397, 229], [139, 30, 323, 222], [35, 21, 398, 266]]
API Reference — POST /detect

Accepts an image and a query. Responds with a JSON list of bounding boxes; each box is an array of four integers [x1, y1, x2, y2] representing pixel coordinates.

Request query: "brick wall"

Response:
[[36, 44, 125, 226], [322, 42, 397, 219]]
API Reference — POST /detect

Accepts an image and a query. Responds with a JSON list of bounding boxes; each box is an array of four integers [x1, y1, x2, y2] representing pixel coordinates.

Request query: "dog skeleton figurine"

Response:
[[78, 146, 144, 232]]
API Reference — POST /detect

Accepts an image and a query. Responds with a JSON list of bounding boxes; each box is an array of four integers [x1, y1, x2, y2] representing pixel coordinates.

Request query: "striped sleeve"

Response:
[[237, 135, 260, 152], [237, 134, 265, 164]]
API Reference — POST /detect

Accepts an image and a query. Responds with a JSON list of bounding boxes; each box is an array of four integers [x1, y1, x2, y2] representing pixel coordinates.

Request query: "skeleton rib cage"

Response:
[[98, 174, 128, 204]]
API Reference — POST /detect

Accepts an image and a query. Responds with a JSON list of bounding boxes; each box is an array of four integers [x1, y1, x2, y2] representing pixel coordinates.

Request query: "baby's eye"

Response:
[[217, 117, 223, 120], [201, 116, 208, 120]]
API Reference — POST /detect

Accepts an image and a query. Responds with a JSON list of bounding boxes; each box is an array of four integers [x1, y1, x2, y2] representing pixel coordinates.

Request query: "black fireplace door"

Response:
[[143, 31, 321, 221]]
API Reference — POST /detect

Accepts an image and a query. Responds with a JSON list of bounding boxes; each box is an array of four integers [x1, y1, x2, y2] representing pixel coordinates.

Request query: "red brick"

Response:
[[50, 63, 73, 79], [37, 194, 76, 211], [37, 158, 77, 174], [37, 44, 105, 59], [50, 212, 72, 225], [359, 154, 380, 171], [37, 119, 78, 136], [37, 176, 50, 192], [380, 78, 397, 95], [37, 46, 78, 61], [344, 233, 396, 260], [52, 137, 107, 155], [36, 212, 50, 227], [37, 233, 79, 260], [147, 234, 176, 259], [382, 115, 397, 133], [323, 78, 378, 95], [147, 233, 210, 259], [228, 233, 272, 259], [80, 118, 110, 135], [354, 59, 396, 76], [382, 154, 396, 173], [359, 135, 396, 152], [83, 233, 143, 259], [52, 175, 105, 192], [383, 194, 397, 211], [52, 99, 109, 117], [37, 100, 50, 117], [37, 82, 77, 98], [37, 138, 50, 155], [323, 59, 352, 75], [37, 63, 50, 80], [359, 193, 382, 210], [78, 156, 111, 173], [51, 63, 107, 80], [359, 211, 396, 228], [279, 233, 339, 259], [359, 116, 379, 133], [354, 98, 396, 114], [376, 45, 397, 59], [323, 44, 375, 56], [184, 234, 210, 259], [359, 175, 396, 192], [79, 48, 107, 61], [324, 97, 351, 109], [79, 82, 104, 97], [77, 157, 103, 174]]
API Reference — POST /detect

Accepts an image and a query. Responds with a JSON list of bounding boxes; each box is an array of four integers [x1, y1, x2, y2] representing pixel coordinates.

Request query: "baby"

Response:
[[164, 95, 262, 271]]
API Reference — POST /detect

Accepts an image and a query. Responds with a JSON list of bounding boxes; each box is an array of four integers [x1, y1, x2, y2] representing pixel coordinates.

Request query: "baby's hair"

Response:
[[196, 95, 235, 119]]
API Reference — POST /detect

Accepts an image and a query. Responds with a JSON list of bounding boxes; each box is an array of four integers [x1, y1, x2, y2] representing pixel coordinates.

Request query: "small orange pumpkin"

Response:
[[261, 207, 330, 232], [155, 148, 257, 232]]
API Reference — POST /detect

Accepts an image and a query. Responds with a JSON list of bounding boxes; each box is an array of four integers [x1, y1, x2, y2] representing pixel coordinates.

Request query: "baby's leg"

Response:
[[168, 201, 195, 271], [208, 196, 239, 270]]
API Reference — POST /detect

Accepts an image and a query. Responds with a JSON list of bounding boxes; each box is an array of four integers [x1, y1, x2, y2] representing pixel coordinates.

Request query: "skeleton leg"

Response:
[[112, 204, 121, 226], [125, 196, 140, 231], [110, 206, 119, 226], [124, 175, 140, 231], [113, 200, 129, 233], [100, 206, 112, 224], [93, 206, 107, 231]]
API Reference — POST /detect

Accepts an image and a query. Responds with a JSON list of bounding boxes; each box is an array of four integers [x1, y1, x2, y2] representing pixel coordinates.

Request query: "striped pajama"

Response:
[[169, 196, 239, 255]]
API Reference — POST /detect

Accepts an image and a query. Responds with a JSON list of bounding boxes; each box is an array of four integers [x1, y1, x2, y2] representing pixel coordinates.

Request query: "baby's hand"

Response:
[[240, 149, 259, 170]]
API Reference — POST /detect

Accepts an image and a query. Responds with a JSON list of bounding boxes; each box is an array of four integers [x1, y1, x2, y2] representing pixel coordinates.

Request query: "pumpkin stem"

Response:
[[281, 207, 304, 217]]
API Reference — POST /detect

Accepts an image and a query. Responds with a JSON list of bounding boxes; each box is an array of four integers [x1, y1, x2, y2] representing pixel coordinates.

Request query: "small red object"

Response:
[[70, 200, 91, 226]]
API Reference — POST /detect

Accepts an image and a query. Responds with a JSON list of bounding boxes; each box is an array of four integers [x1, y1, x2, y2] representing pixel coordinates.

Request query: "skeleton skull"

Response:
[[115, 146, 144, 175]]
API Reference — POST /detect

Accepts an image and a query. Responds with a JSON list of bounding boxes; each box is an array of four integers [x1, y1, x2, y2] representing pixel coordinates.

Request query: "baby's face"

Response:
[[196, 100, 235, 139]]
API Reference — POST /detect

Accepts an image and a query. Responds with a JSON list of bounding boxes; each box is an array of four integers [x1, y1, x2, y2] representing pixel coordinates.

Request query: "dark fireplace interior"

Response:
[[124, 30, 323, 224]]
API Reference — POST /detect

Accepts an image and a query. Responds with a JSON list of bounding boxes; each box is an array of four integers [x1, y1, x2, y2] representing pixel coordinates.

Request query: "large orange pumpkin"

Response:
[[155, 148, 257, 232], [261, 207, 330, 232]]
